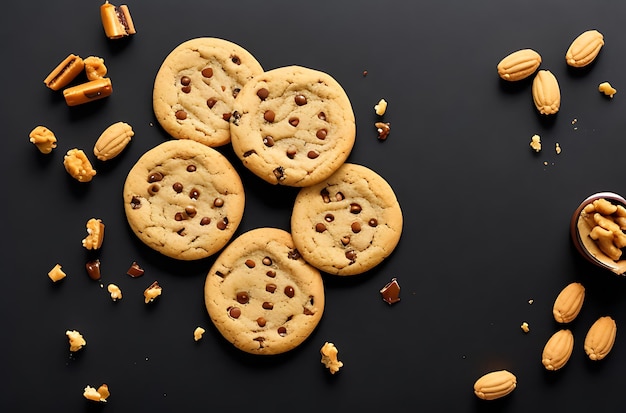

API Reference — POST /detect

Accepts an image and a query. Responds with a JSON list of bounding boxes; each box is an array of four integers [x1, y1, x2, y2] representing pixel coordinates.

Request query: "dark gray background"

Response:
[[2, 1, 625, 411]]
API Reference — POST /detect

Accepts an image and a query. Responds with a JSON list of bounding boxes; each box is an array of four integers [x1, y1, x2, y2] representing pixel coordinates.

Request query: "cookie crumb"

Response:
[[193, 327, 206, 341], [320, 342, 344, 374], [598, 81, 617, 98], [530, 134, 541, 152], [107, 283, 122, 301], [82, 218, 105, 250], [374, 98, 388, 116], [83, 384, 109, 402], [66, 330, 86, 352], [380, 278, 400, 305], [528, 299, 534, 304], [520, 322, 530, 333], [555, 142, 561, 154]]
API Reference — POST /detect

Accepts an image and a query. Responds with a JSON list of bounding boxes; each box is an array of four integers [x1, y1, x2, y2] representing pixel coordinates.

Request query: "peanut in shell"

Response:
[[566, 30, 604, 68], [584, 316, 617, 361], [541, 329, 574, 371], [532, 70, 561, 115], [552, 282, 585, 323], [497, 49, 542, 81], [473, 370, 517, 401]]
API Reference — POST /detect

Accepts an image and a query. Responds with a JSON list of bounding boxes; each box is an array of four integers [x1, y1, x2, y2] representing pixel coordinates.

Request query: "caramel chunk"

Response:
[[63, 78, 112, 106], [48, 263, 66, 282], [43, 54, 84, 91], [100, 2, 136, 39]]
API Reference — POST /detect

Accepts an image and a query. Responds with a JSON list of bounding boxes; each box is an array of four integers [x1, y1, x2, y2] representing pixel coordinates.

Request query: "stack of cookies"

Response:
[[122, 37, 403, 355]]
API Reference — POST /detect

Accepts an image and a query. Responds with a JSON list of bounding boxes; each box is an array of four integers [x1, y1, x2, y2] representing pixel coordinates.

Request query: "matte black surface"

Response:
[[2, 1, 626, 411]]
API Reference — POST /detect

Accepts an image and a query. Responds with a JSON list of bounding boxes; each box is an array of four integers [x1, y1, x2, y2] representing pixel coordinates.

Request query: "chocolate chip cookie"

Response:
[[123, 139, 245, 260], [290, 163, 403, 275], [230, 65, 356, 187], [204, 227, 325, 355], [153, 37, 264, 147]]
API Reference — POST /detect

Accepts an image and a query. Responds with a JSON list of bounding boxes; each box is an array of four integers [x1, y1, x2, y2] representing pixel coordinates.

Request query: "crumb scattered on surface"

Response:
[[555, 143, 561, 154], [374, 98, 388, 116], [530, 134, 541, 152], [598, 81, 617, 98], [107, 283, 122, 301], [193, 327, 206, 341], [521, 322, 530, 333], [66, 330, 86, 352], [320, 342, 344, 374], [83, 384, 109, 402]]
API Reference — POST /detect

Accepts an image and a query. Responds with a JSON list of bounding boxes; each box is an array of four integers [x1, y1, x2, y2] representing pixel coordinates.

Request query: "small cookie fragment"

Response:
[[555, 143, 561, 154], [320, 342, 344, 374], [193, 327, 206, 341], [144, 281, 162, 303], [520, 322, 530, 333], [48, 263, 67, 282], [529, 134, 541, 152], [107, 283, 122, 301], [29, 126, 57, 154], [598, 82, 617, 98], [66, 330, 87, 352], [82, 218, 105, 250], [43, 54, 84, 91], [380, 278, 401, 305], [374, 98, 388, 116], [83, 384, 110, 402], [100, 1, 136, 39], [64, 149, 97, 182]]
